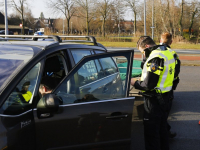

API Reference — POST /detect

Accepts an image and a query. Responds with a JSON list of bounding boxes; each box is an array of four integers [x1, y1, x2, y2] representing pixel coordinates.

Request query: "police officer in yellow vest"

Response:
[[160, 32, 181, 99], [131, 36, 175, 150], [160, 32, 181, 139]]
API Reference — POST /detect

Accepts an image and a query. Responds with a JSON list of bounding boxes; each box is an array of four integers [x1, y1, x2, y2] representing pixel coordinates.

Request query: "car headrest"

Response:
[[44, 56, 61, 72]]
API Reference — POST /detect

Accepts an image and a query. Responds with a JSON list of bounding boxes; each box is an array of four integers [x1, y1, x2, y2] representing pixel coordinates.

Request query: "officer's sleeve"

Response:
[[134, 57, 164, 91], [174, 53, 181, 78]]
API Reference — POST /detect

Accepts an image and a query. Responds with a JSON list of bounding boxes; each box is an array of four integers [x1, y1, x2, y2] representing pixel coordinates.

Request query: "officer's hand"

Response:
[[131, 78, 138, 86]]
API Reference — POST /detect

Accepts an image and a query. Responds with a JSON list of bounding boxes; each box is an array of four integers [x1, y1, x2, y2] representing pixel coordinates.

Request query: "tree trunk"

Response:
[[86, 10, 89, 36], [102, 18, 105, 37], [159, 0, 169, 32], [172, 0, 176, 37], [134, 11, 136, 37], [67, 18, 70, 35], [21, 6, 24, 35], [179, 0, 184, 36], [21, 18, 24, 35], [189, 9, 197, 37], [167, 0, 173, 34]]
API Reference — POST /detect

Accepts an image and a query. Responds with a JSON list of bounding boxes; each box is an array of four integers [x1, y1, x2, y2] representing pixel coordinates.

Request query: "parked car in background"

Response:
[[0, 30, 13, 35], [34, 31, 44, 36], [0, 35, 136, 150]]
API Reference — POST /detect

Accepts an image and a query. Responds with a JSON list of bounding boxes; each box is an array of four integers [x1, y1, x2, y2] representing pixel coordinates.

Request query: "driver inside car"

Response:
[[39, 76, 60, 97], [20, 81, 32, 102], [14, 81, 32, 103]]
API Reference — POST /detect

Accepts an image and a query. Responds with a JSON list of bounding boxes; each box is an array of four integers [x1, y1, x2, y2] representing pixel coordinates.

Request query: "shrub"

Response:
[[183, 32, 190, 40]]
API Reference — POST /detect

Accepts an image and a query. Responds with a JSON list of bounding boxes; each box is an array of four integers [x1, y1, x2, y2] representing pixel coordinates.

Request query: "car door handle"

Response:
[[106, 114, 128, 119], [40, 113, 51, 118]]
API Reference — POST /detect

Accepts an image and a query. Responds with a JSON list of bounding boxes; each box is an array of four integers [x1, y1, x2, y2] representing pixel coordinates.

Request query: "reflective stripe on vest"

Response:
[[141, 49, 175, 93]]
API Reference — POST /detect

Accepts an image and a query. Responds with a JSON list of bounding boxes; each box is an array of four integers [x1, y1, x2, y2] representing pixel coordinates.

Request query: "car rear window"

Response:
[[0, 46, 34, 92]]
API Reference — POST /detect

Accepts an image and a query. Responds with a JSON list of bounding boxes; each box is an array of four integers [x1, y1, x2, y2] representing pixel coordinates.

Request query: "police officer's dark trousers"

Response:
[[143, 92, 170, 150]]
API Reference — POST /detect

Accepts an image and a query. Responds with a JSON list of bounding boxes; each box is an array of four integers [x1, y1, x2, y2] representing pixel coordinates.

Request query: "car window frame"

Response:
[[0, 58, 44, 113], [67, 48, 106, 68], [31, 50, 69, 106], [53, 50, 134, 99]]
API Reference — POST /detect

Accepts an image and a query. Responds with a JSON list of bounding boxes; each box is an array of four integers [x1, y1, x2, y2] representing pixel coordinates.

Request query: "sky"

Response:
[[30, 0, 134, 20], [5, 0, 134, 20]]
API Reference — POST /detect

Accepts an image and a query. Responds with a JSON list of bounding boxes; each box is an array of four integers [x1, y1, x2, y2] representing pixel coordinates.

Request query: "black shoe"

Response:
[[169, 131, 177, 138]]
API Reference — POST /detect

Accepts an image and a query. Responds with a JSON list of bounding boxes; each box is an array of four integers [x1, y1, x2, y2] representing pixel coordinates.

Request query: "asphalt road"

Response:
[[107, 47, 200, 66], [130, 66, 200, 150]]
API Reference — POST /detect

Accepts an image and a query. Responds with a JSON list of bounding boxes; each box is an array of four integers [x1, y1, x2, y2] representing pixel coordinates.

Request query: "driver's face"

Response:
[[39, 85, 45, 96]]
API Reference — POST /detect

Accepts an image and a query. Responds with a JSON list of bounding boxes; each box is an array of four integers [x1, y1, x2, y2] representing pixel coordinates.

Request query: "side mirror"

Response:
[[37, 94, 60, 115]]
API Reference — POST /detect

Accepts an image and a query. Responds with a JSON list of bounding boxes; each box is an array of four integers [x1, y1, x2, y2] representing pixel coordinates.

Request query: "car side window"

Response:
[[99, 57, 118, 76], [55, 56, 127, 105], [71, 50, 92, 64], [77, 60, 99, 86], [1, 63, 41, 115]]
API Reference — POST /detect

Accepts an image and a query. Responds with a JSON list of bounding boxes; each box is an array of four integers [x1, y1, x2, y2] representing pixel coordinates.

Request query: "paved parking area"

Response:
[[130, 66, 200, 150]]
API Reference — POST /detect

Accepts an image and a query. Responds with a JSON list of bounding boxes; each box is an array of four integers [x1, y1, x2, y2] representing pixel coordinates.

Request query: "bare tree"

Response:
[[24, 8, 35, 30], [47, 0, 76, 35], [97, 0, 113, 37], [166, 0, 174, 33], [10, 0, 28, 34], [171, 0, 178, 36], [75, 0, 96, 35], [187, 0, 199, 37], [114, 0, 125, 36], [158, 0, 169, 32], [125, 0, 138, 37]]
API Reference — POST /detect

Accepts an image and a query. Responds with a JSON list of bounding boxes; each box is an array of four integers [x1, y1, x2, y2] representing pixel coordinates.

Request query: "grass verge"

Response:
[[99, 41, 200, 50]]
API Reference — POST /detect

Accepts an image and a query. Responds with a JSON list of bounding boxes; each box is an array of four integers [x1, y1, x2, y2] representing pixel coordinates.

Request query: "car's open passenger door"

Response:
[[34, 50, 135, 150]]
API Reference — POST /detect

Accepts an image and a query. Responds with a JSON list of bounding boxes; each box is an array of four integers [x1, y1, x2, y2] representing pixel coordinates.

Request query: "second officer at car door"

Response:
[[160, 32, 181, 138]]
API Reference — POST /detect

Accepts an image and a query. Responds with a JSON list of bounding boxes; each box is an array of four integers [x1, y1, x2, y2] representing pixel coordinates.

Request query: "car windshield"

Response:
[[0, 45, 34, 93]]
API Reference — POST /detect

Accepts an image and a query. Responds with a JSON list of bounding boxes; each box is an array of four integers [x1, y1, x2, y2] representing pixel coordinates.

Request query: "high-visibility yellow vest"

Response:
[[167, 47, 180, 80], [167, 47, 179, 61], [22, 91, 32, 102], [141, 48, 176, 93]]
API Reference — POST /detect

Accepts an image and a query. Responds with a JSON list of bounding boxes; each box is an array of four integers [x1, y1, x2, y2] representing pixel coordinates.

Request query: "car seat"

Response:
[[44, 55, 64, 80]]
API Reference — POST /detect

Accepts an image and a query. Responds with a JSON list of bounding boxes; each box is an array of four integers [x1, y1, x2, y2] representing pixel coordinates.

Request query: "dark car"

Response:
[[0, 30, 13, 35], [0, 35, 136, 150]]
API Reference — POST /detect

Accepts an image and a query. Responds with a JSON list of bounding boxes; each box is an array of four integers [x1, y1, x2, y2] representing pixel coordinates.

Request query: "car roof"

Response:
[[0, 35, 107, 57], [0, 40, 58, 48]]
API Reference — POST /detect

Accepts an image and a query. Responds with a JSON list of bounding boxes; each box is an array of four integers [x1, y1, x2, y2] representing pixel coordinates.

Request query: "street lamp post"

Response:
[[4, 0, 8, 36], [118, 11, 120, 37], [152, 0, 154, 39]]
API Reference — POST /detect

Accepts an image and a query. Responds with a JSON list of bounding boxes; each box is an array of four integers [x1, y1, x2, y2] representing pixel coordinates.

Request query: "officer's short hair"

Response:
[[161, 32, 172, 45], [137, 36, 156, 49]]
